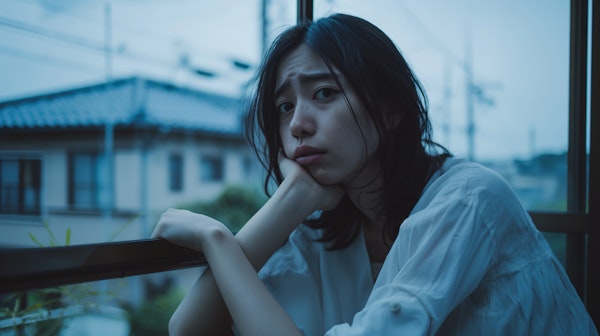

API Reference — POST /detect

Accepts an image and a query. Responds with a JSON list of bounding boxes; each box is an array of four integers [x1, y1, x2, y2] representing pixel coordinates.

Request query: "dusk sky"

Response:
[[0, 0, 571, 161]]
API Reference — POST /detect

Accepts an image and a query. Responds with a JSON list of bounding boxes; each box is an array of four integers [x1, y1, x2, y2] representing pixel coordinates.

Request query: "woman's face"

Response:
[[275, 44, 380, 187]]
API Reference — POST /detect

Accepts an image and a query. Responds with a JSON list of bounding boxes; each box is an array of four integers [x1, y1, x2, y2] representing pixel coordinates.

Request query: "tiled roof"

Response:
[[0, 77, 244, 135]]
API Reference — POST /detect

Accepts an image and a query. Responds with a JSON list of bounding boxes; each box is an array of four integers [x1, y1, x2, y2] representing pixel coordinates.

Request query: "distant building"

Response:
[[481, 153, 568, 211], [0, 77, 258, 248]]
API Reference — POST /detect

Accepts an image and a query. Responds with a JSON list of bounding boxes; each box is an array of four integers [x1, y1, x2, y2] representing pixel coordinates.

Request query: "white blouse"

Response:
[[257, 158, 598, 335]]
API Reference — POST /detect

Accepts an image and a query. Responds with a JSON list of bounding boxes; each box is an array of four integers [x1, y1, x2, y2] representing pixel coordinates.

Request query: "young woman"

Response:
[[152, 13, 597, 335]]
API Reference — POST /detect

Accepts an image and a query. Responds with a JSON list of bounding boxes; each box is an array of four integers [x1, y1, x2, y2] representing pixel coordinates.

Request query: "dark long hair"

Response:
[[245, 13, 450, 250]]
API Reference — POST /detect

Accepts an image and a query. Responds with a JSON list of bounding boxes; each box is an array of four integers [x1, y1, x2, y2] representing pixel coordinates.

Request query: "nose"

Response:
[[289, 101, 316, 139]]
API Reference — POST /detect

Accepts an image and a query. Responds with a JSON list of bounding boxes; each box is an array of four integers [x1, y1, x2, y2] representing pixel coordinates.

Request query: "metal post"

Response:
[[566, 0, 588, 300], [585, 0, 599, 328], [297, 0, 313, 23]]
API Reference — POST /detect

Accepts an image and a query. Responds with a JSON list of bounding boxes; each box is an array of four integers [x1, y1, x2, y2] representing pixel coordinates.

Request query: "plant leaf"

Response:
[[65, 228, 71, 246], [43, 221, 58, 246], [28, 233, 45, 248]]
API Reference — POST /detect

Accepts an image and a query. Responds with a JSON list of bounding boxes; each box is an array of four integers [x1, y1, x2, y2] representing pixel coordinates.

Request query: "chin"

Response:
[[310, 169, 344, 186]]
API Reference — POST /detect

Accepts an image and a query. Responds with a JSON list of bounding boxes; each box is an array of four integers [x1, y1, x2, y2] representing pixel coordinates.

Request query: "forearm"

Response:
[[169, 268, 233, 336], [169, 178, 321, 335], [235, 176, 322, 267], [203, 227, 303, 336]]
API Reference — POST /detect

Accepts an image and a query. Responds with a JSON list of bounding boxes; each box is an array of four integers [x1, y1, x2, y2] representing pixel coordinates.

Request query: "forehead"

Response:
[[276, 44, 331, 87]]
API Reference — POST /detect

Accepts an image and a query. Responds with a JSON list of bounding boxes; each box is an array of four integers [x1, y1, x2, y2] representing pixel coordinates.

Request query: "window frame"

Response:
[[200, 154, 225, 183], [0, 157, 41, 216], [67, 152, 104, 210]]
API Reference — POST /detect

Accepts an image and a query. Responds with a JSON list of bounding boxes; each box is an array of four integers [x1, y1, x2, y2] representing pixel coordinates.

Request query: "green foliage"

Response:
[[182, 185, 267, 231], [28, 221, 71, 248], [542, 232, 567, 266], [1, 288, 65, 336], [126, 288, 184, 336]]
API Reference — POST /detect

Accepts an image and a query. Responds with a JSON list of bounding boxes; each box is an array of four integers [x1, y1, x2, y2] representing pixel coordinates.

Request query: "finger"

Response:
[[150, 220, 163, 239]]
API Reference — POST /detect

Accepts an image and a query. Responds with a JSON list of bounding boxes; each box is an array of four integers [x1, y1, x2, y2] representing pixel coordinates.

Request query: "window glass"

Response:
[[314, 0, 570, 212], [0, 158, 41, 215], [69, 153, 109, 210], [169, 154, 183, 192], [543, 232, 566, 267], [0, 159, 19, 213], [200, 155, 224, 182], [21, 159, 41, 214], [71, 153, 95, 207]]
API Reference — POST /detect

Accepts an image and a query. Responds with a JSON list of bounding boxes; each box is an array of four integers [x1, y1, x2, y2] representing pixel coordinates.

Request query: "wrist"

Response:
[[276, 176, 322, 214], [199, 224, 235, 252]]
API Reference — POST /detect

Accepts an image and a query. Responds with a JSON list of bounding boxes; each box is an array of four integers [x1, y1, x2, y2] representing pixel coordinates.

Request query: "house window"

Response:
[[169, 154, 184, 192], [68, 153, 109, 210], [242, 156, 254, 179], [0, 158, 41, 215], [200, 155, 224, 182]]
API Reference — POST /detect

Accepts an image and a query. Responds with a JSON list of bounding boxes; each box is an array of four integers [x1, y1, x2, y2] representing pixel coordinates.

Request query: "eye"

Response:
[[314, 87, 338, 100], [277, 102, 294, 114]]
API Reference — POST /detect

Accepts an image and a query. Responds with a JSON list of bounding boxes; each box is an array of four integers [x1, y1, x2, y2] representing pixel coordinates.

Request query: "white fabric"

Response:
[[258, 158, 598, 335]]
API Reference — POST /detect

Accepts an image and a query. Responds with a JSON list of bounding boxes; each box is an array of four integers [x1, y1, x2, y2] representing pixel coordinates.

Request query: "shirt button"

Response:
[[390, 303, 401, 313]]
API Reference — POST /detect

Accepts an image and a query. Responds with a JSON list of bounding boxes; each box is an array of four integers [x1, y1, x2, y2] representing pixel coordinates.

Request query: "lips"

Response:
[[293, 145, 326, 165]]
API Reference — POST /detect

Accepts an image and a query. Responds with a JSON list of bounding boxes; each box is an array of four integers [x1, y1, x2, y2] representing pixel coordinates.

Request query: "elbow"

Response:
[[168, 313, 193, 336], [168, 314, 183, 336]]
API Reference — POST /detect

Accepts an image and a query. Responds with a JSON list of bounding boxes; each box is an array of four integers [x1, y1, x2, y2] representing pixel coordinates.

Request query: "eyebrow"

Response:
[[273, 72, 340, 100]]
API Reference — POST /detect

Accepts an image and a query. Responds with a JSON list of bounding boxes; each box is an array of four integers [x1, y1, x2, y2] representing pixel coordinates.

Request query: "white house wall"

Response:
[[145, 137, 253, 212], [114, 149, 142, 212]]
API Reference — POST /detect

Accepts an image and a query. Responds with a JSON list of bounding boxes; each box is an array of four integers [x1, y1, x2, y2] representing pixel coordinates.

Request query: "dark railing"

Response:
[[0, 239, 206, 294]]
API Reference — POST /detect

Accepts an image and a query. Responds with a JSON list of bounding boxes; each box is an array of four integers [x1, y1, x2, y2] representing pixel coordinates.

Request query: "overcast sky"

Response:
[[0, 0, 571, 161]]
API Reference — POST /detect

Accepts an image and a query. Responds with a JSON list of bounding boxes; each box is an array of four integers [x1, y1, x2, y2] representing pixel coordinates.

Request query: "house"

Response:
[[0, 77, 259, 248]]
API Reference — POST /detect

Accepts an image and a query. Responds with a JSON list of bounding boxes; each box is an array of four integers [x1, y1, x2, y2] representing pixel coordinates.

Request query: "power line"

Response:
[[11, 0, 248, 66], [0, 13, 254, 77], [1, 1, 257, 97], [397, 1, 466, 70], [397, 1, 501, 161], [0, 17, 105, 52], [12, 0, 177, 50], [0, 44, 99, 73], [0, 16, 179, 70]]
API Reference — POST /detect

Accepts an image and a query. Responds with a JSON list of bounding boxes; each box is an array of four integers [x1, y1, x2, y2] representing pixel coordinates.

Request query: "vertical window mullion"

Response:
[[567, 0, 589, 299], [18, 159, 25, 214], [586, 0, 599, 326]]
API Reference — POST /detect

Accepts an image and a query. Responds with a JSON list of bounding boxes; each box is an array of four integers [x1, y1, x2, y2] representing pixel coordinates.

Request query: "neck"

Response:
[[345, 160, 385, 228]]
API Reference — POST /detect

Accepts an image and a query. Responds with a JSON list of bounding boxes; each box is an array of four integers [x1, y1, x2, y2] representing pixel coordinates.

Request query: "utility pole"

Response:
[[464, 30, 496, 161], [101, 1, 114, 306], [104, 2, 112, 80], [442, 61, 453, 148], [103, 1, 114, 240], [261, 0, 269, 55], [465, 31, 476, 161]]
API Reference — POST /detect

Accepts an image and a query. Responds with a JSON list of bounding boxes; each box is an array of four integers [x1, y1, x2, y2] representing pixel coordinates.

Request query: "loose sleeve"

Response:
[[326, 193, 498, 335]]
